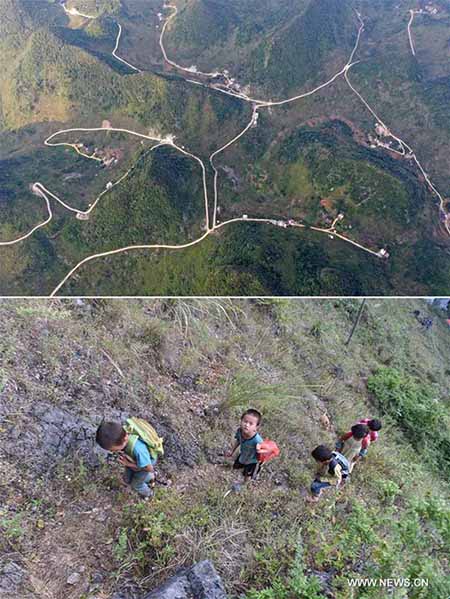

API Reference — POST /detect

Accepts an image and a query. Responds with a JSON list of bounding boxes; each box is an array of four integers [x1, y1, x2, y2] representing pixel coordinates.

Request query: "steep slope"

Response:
[[168, 0, 306, 53], [0, 299, 449, 598], [0, 0, 33, 50], [251, 0, 355, 94]]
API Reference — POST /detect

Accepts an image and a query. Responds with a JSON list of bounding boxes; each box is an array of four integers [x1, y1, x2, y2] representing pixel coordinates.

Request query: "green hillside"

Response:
[[0, 0, 243, 133], [0, 299, 449, 598], [0, 19, 169, 130], [168, 0, 354, 95], [66, 0, 121, 17], [1, 0, 450, 295]]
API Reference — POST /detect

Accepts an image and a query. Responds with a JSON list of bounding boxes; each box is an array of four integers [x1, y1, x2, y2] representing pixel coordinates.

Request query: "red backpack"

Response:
[[257, 439, 280, 463]]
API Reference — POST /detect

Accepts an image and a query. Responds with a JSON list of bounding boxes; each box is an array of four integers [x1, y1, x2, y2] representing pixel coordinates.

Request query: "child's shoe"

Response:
[[138, 487, 154, 500], [232, 482, 242, 493]]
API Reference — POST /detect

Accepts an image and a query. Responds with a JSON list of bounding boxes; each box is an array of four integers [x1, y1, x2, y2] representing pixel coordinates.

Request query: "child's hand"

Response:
[[118, 454, 136, 467]]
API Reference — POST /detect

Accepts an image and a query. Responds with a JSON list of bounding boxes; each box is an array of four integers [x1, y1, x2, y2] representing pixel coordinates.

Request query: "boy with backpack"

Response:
[[96, 417, 163, 499], [307, 445, 350, 502]]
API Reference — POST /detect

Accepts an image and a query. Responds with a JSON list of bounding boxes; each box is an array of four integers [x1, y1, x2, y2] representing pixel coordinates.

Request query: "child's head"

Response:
[[311, 445, 333, 463], [367, 419, 382, 431], [240, 409, 262, 437], [351, 423, 370, 440], [96, 421, 128, 451]]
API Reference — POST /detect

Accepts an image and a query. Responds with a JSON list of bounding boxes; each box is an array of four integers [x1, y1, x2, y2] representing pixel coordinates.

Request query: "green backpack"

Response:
[[124, 417, 164, 461]]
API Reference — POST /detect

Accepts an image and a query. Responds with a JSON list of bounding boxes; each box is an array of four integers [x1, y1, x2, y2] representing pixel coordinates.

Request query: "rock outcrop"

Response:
[[144, 560, 227, 599]]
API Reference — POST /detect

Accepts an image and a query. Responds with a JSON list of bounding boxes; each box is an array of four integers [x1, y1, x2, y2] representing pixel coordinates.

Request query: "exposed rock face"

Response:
[[1, 397, 198, 479], [0, 558, 33, 599], [144, 560, 227, 599], [3, 402, 105, 476], [188, 561, 227, 599]]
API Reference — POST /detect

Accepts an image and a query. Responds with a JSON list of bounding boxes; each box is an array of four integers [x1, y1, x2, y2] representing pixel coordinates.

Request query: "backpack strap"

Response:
[[125, 417, 163, 460], [125, 434, 139, 459]]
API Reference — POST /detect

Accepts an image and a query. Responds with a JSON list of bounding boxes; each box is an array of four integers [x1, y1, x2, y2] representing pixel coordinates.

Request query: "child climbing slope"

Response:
[[226, 409, 264, 480], [96, 418, 163, 499], [308, 445, 350, 502], [337, 419, 382, 469], [338, 423, 370, 473]]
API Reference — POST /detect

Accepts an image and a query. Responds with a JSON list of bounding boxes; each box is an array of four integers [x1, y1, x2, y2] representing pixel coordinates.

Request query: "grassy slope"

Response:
[[0, 26, 170, 131], [0, 299, 449, 598]]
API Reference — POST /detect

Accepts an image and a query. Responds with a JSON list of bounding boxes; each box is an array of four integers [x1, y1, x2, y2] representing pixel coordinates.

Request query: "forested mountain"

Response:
[[168, 0, 354, 95], [1, 0, 450, 295], [1, 299, 449, 597]]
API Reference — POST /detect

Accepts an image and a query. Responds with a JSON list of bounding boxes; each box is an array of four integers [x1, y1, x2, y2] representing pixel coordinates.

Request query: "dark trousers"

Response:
[[233, 457, 260, 478]]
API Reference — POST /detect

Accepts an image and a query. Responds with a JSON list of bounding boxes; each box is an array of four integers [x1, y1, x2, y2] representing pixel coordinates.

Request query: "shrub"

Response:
[[245, 532, 325, 599], [367, 368, 450, 476], [376, 479, 401, 505]]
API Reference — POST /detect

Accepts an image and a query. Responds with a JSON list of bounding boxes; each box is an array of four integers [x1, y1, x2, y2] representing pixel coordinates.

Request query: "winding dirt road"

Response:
[[2, 2, 448, 295]]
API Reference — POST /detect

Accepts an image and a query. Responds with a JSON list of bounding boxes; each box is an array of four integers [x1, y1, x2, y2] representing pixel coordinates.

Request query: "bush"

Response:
[[245, 533, 325, 599], [367, 368, 450, 476]]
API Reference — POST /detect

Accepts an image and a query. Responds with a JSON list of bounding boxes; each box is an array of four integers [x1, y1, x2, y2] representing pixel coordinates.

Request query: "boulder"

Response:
[[188, 560, 227, 599], [144, 560, 227, 599], [5, 402, 101, 476]]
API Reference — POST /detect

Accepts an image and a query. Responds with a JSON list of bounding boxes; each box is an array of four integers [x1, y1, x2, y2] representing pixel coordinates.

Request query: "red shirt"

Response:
[[342, 418, 379, 450], [359, 418, 379, 443]]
